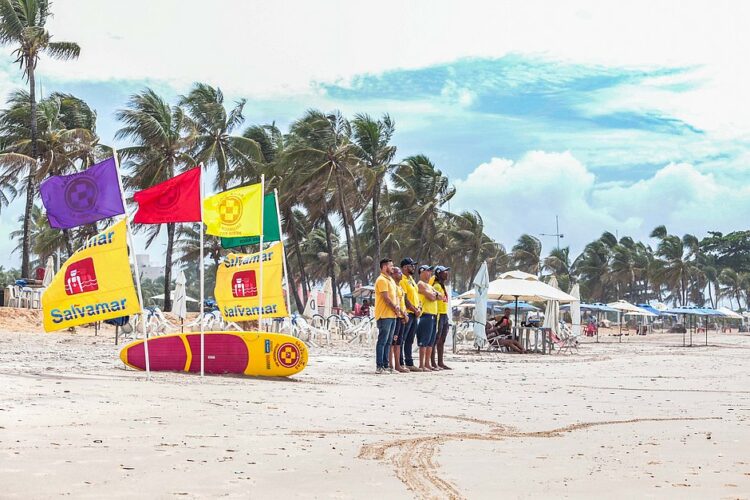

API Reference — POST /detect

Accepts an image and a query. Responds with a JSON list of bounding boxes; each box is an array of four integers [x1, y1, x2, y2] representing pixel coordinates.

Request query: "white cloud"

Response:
[[452, 151, 750, 255]]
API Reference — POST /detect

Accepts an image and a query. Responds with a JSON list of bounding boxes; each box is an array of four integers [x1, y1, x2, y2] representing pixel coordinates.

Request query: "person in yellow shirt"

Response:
[[417, 265, 444, 371], [399, 257, 422, 371], [389, 266, 409, 373], [374, 258, 401, 373], [431, 266, 452, 370]]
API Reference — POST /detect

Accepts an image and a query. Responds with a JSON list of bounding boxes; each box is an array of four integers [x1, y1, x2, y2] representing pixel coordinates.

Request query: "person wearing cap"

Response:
[[416, 265, 443, 371], [389, 266, 410, 373], [399, 257, 422, 371], [374, 258, 402, 373], [430, 266, 452, 370]]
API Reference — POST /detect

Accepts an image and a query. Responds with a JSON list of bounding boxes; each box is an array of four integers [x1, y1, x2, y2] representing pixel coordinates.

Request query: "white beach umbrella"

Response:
[[472, 262, 489, 349], [42, 256, 55, 287], [459, 270, 577, 302], [570, 283, 581, 337], [542, 276, 560, 334], [173, 270, 188, 320], [322, 277, 333, 317]]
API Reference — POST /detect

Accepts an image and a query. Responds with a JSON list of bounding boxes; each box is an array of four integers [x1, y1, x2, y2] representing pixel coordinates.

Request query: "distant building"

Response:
[[134, 254, 163, 281]]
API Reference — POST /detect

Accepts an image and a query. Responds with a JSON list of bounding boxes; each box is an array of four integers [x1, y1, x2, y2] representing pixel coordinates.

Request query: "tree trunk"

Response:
[[21, 64, 38, 278], [62, 228, 74, 258], [372, 175, 382, 279], [284, 209, 309, 304], [334, 170, 356, 297], [321, 201, 338, 308], [349, 212, 367, 284], [163, 222, 175, 312]]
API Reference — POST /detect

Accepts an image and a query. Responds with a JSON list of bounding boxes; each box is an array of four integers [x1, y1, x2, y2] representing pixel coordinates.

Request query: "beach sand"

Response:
[[1, 310, 749, 499]]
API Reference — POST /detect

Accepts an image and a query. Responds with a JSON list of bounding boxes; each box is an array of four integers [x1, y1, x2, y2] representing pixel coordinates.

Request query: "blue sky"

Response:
[[0, 0, 749, 266]]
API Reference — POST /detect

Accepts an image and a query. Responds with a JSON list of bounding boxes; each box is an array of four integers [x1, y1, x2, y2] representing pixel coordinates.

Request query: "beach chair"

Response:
[[292, 316, 330, 346], [547, 325, 579, 354], [7, 285, 21, 307]]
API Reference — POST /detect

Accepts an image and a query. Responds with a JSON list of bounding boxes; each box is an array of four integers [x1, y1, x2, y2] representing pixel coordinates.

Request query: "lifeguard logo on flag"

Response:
[[276, 342, 301, 368], [219, 195, 244, 226], [155, 185, 180, 209], [64, 257, 98, 295], [232, 270, 258, 298], [65, 177, 100, 212]]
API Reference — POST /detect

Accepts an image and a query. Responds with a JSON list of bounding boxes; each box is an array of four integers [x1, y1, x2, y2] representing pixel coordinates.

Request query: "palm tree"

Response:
[[116, 89, 195, 312], [352, 113, 396, 278], [572, 240, 612, 302], [543, 246, 571, 292], [449, 211, 503, 290], [650, 226, 697, 306], [390, 154, 455, 264], [0, 0, 80, 278], [9, 203, 66, 267], [284, 110, 364, 303], [718, 268, 748, 311], [179, 83, 262, 191], [0, 90, 101, 254], [511, 234, 542, 275]]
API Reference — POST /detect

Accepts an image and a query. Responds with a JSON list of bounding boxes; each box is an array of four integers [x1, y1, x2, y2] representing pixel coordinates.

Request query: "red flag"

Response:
[[133, 168, 201, 224]]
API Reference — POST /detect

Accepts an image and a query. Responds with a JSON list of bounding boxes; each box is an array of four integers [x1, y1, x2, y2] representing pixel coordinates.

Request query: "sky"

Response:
[[1, 0, 749, 266]]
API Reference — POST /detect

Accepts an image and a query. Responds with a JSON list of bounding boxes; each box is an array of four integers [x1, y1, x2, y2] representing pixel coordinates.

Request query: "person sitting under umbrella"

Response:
[[486, 309, 527, 353]]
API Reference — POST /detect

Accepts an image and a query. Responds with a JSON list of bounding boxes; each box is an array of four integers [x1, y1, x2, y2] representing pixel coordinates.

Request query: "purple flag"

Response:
[[40, 157, 125, 229]]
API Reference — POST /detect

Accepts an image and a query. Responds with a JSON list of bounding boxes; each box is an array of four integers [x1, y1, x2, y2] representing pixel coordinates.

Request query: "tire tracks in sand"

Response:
[[350, 415, 721, 500]]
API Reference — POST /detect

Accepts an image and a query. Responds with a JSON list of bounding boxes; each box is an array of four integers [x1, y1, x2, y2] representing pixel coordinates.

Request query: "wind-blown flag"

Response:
[[214, 242, 288, 321], [221, 193, 280, 249], [203, 183, 263, 238], [40, 157, 125, 229], [133, 168, 202, 224], [42, 219, 140, 332]]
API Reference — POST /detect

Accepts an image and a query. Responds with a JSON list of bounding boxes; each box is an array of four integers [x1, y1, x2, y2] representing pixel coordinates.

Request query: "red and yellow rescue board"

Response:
[[120, 332, 307, 377]]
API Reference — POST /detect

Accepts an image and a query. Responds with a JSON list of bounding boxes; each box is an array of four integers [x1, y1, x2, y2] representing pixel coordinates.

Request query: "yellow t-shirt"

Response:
[[433, 281, 448, 315], [418, 280, 439, 315], [400, 275, 420, 312], [374, 273, 397, 320], [397, 285, 406, 312]]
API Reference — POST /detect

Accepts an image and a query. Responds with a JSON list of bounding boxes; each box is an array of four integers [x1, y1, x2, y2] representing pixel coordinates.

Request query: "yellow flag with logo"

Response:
[[215, 242, 288, 321], [203, 183, 263, 237], [42, 218, 140, 332]]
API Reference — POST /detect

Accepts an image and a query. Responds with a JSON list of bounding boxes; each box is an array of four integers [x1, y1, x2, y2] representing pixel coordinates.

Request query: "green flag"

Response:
[[220, 193, 280, 249]]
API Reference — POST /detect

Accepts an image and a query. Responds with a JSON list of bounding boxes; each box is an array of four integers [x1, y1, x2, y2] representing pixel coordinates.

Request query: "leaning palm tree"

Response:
[[284, 110, 364, 302], [116, 89, 195, 312], [0, 0, 80, 278], [352, 113, 396, 277], [511, 234, 542, 275], [9, 203, 66, 268], [179, 83, 261, 191], [0, 90, 101, 254]]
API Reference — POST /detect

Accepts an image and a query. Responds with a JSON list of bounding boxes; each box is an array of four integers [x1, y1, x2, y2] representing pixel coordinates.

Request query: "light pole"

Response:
[[540, 215, 564, 250]]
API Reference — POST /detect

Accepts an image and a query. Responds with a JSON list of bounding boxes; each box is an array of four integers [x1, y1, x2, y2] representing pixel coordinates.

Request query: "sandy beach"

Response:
[[1, 311, 749, 499]]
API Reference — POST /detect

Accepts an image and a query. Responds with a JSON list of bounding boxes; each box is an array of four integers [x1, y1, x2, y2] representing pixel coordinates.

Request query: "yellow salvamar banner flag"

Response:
[[42, 218, 140, 332], [203, 183, 263, 237], [214, 242, 288, 321]]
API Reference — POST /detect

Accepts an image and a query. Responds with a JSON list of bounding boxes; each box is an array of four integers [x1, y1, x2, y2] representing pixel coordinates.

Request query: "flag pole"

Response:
[[112, 149, 150, 378], [199, 163, 205, 377], [274, 188, 293, 323], [258, 175, 265, 331]]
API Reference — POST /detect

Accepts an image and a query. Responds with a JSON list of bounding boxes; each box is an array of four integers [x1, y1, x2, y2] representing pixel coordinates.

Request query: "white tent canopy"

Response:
[[459, 270, 577, 302], [607, 300, 656, 316], [570, 283, 581, 337], [718, 306, 743, 319], [150, 292, 199, 303]]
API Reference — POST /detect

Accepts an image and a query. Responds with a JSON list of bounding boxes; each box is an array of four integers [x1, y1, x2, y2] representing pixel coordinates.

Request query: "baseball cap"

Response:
[[418, 264, 433, 273], [400, 257, 417, 267], [434, 265, 451, 273]]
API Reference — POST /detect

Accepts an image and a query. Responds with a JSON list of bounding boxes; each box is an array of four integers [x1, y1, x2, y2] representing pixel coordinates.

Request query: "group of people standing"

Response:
[[374, 257, 452, 373]]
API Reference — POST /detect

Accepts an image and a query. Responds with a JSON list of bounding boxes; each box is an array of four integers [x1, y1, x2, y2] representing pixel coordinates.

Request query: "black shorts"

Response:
[[392, 318, 405, 345]]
